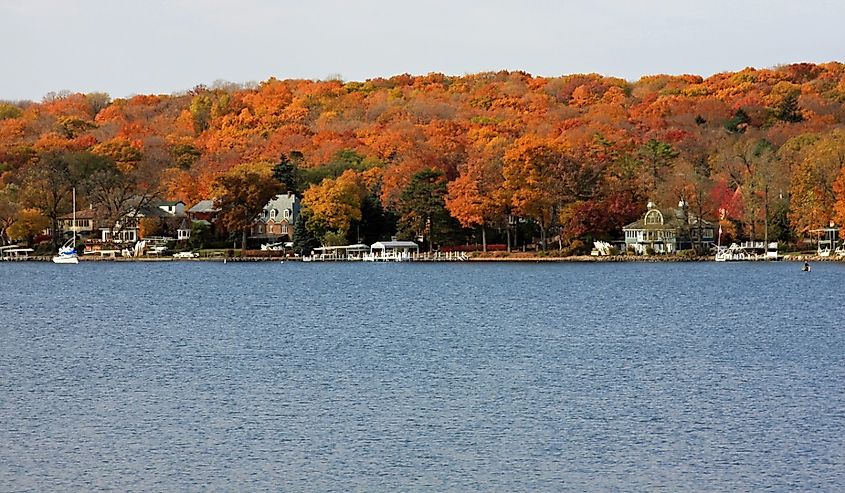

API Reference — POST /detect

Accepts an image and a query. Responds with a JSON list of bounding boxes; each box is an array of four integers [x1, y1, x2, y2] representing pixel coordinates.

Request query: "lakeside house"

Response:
[[100, 200, 187, 243], [623, 201, 715, 254], [58, 207, 99, 239], [187, 199, 220, 223], [810, 225, 842, 256], [251, 193, 299, 245]]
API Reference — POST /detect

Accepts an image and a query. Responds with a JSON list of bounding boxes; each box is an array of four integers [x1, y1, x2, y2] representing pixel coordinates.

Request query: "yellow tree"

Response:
[[833, 168, 845, 231], [0, 185, 20, 245], [788, 130, 845, 236], [302, 169, 366, 238], [8, 208, 49, 246]]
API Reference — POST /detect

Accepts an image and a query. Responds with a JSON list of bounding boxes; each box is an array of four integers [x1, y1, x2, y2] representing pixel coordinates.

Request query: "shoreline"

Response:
[[4, 254, 843, 263]]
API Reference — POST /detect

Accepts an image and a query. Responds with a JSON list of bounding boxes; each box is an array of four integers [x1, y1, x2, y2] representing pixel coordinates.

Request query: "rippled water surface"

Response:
[[1, 261, 844, 491]]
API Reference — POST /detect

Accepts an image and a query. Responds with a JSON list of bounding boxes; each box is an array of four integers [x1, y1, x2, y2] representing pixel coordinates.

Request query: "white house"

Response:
[[623, 201, 715, 254]]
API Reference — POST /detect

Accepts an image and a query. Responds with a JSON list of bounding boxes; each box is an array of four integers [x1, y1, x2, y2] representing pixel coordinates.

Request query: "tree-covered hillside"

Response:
[[3, 63, 845, 251]]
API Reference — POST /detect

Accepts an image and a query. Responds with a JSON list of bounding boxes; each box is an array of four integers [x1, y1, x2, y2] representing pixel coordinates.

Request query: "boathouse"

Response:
[[366, 240, 419, 261]]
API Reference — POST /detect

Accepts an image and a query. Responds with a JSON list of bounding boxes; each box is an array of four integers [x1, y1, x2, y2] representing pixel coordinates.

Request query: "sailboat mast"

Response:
[[72, 187, 76, 237]]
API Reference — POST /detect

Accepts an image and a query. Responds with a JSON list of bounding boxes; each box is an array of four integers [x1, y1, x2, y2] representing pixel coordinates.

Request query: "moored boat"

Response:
[[52, 188, 79, 264], [715, 241, 779, 262]]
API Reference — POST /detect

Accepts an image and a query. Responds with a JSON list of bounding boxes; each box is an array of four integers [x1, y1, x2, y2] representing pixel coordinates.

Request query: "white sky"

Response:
[[1, 0, 844, 101]]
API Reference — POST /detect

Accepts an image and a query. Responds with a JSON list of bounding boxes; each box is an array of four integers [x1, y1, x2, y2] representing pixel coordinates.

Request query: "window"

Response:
[[283, 209, 291, 219], [644, 210, 663, 225], [281, 224, 288, 235], [270, 209, 277, 219]]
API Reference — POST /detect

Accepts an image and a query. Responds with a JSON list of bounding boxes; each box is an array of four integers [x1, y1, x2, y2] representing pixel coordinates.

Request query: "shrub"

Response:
[[241, 249, 284, 258], [561, 239, 588, 256]]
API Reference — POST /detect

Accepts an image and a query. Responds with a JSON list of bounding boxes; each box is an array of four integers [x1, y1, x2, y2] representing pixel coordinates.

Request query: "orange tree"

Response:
[[213, 162, 281, 248]]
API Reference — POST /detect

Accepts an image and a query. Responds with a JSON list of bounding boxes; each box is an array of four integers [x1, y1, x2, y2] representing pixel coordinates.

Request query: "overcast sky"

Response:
[[2, 0, 844, 101]]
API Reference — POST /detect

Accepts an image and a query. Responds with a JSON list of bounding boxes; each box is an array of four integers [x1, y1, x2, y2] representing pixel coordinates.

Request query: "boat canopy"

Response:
[[1, 247, 34, 257], [370, 241, 419, 251], [313, 244, 371, 253]]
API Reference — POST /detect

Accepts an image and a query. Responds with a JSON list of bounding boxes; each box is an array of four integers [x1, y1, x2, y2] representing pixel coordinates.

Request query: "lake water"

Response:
[[1, 261, 844, 491]]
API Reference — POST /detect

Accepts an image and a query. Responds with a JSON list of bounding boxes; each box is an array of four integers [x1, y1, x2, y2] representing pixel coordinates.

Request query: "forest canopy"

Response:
[[3, 63, 845, 251]]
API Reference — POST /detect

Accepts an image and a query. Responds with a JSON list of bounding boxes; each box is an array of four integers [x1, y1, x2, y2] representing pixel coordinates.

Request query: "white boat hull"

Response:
[[52, 255, 79, 264]]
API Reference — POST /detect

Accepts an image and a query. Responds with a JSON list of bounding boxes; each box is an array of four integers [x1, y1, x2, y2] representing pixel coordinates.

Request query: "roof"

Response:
[[59, 208, 98, 220], [1, 247, 34, 254], [256, 193, 300, 224], [314, 244, 370, 252], [623, 205, 713, 231], [157, 200, 184, 207], [188, 199, 219, 213], [178, 218, 191, 230], [371, 240, 419, 250], [138, 206, 175, 218]]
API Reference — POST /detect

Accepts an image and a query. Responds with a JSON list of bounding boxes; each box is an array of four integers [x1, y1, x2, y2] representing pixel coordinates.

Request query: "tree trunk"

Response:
[[696, 189, 704, 252], [751, 217, 756, 243], [242, 228, 248, 250], [540, 217, 547, 251], [764, 185, 769, 246], [506, 224, 511, 253], [481, 225, 487, 252], [51, 215, 60, 253]]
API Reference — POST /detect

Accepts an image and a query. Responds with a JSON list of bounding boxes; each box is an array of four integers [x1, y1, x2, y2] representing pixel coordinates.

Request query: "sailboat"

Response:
[[52, 188, 79, 264]]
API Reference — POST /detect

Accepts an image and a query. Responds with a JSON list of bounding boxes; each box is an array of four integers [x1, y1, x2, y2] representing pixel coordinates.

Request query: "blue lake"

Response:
[[1, 261, 844, 491]]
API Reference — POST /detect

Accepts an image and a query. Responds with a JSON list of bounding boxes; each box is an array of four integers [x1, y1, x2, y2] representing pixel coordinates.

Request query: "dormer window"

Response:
[[644, 209, 663, 225], [283, 209, 290, 219], [270, 209, 277, 219]]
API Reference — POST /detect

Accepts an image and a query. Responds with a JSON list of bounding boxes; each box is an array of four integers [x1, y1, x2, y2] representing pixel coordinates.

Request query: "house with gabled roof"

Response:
[[187, 199, 220, 222], [251, 193, 299, 243], [101, 199, 186, 243], [58, 207, 100, 238], [623, 201, 714, 254]]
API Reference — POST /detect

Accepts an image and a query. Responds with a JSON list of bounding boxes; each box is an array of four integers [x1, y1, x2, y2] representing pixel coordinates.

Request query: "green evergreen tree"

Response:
[[398, 169, 449, 252], [776, 92, 803, 123], [272, 151, 304, 194], [292, 209, 319, 255], [724, 108, 750, 133]]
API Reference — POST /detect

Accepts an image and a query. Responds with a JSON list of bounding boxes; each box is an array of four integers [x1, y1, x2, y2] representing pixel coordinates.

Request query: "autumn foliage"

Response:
[[4, 63, 845, 250]]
